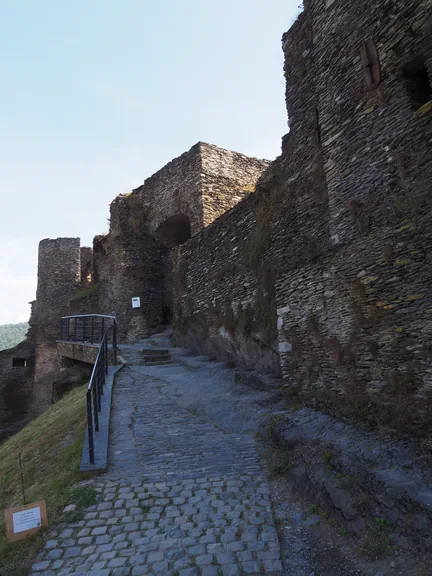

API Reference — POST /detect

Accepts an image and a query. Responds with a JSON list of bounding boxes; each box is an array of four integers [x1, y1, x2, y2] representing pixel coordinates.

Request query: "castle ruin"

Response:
[[1, 0, 431, 439]]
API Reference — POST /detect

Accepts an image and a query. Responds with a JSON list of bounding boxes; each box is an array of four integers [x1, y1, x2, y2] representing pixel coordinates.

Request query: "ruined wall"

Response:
[[172, 147, 325, 376], [0, 340, 35, 441], [133, 143, 203, 236], [93, 199, 164, 343], [80, 247, 93, 284], [173, 0, 432, 436], [97, 142, 269, 342], [32, 238, 81, 414], [275, 0, 432, 434], [200, 143, 271, 227], [4, 0, 431, 439], [69, 287, 100, 316], [303, 0, 432, 248], [130, 142, 269, 237]]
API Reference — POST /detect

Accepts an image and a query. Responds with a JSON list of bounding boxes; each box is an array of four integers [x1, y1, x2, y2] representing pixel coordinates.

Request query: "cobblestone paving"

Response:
[[31, 357, 283, 576]]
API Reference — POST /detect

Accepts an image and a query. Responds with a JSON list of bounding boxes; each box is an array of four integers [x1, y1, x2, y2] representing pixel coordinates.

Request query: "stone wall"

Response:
[[200, 143, 271, 227], [80, 247, 93, 284], [95, 142, 269, 343], [32, 238, 81, 414], [57, 342, 99, 365], [69, 287, 100, 316], [275, 0, 432, 434], [0, 340, 35, 441], [172, 168, 281, 374], [173, 0, 432, 435], [130, 142, 269, 237], [93, 190, 165, 342]]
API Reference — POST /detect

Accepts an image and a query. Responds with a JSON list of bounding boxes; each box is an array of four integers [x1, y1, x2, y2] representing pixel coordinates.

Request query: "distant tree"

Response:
[[0, 323, 29, 351]]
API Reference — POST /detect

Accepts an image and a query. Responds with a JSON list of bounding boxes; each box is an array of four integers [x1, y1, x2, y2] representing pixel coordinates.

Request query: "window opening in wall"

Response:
[[12, 358, 27, 367], [403, 57, 431, 110]]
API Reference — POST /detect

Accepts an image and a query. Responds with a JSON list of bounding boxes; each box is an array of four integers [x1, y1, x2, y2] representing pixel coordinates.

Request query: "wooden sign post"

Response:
[[4, 500, 48, 543]]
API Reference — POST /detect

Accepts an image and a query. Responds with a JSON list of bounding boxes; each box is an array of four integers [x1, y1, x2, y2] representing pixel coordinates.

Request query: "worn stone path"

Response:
[[31, 333, 283, 576]]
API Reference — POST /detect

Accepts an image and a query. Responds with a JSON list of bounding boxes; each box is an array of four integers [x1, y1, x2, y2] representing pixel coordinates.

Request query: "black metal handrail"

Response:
[[60, 314, 116, 346], [60, 314, 117, 465]]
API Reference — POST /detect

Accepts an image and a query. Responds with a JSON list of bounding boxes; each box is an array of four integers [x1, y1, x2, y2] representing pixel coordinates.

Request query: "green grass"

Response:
[[0, 384, 94, 576], [310, 504, 319, 514], [359, 518, 393, 560], [271, 451, 293, 477]]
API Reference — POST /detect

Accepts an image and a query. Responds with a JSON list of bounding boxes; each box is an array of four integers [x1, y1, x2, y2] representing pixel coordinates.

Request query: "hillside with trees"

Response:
[[0, 323, 29, 351]]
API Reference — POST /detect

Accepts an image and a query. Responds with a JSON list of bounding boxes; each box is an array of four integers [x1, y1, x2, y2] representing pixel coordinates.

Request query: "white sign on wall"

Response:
[[131, 297, 141, 309]]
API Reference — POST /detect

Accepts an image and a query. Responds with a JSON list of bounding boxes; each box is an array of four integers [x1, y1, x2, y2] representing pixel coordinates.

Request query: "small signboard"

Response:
[[131, 296, 141, 309], [4, 500, 48, 543]]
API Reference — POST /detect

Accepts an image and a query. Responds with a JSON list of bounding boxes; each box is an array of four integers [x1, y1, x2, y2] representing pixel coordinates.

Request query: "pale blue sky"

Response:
[[0, 0, 300, 324]]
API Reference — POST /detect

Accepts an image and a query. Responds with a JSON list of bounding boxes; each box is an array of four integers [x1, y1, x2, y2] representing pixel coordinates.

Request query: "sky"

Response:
[[0, 0, 301, 325]]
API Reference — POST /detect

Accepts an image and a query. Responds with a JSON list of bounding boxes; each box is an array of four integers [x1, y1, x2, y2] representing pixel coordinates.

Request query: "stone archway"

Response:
[[154, 214, 191, 324], [154, 214, 191, 247]]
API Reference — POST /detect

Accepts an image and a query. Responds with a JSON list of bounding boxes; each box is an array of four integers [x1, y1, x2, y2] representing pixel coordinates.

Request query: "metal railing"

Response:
[[60, 314, 117, 465], [60, 314, 116, 346]]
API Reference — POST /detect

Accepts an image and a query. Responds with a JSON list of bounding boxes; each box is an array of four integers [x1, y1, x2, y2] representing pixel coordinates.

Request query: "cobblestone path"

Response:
[[31, 347, 283, 576]]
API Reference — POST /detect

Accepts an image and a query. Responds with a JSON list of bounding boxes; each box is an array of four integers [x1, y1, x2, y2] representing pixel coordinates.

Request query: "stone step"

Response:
[[143, 360, 173, 366], [142, 348, 170, 355], [143, 355, 172, 362]]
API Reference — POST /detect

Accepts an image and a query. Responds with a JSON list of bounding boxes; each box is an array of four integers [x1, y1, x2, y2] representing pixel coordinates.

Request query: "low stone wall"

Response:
[[57, 342, 99, 365], [57, 341, 116, 366]]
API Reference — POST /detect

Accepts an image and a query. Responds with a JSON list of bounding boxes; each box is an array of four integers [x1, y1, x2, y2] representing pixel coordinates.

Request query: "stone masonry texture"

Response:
[[0, 339, 35, 441], [31, 238, 81, 414], [93, 142, 269, 343], [0, 241, 99, 436], [173, 0, 432, 435]]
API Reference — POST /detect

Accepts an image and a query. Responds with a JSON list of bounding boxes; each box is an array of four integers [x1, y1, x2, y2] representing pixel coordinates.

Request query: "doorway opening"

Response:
[[154, 214, 192, 324]]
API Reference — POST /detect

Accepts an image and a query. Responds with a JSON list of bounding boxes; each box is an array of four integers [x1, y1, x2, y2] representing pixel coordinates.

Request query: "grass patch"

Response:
[[359, 518, 393, 560], [323, 449, 335, 471], [0, 384, 92, 576], [309, 503, 329, 521], [271, 451, 293, 477], [353, 492, 369, 507]]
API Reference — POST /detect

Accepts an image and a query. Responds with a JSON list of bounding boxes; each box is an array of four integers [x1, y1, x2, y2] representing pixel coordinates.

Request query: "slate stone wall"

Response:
[[80, 247, 93, 284], [173, 0, 432, 435], [275, 0, 432, 433], [56, 342, 99, 365], [69, 289, 100, 316], [0, 340, 35, 441], [172, 167, 282, 375], [93, 199, 164, 342], [129, 142, 269, 237], [32, 238, 81, 414], [200, 142, 271, 227], [95, 142, 269, 342]]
